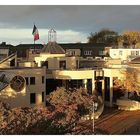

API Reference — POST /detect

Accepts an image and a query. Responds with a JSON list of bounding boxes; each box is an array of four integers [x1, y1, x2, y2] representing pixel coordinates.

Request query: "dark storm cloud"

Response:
[[0, 5, 140, 33]]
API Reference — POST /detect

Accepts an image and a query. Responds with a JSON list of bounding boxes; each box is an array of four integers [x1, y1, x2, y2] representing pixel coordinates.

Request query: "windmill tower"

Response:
[[48, 28, 57, 43]]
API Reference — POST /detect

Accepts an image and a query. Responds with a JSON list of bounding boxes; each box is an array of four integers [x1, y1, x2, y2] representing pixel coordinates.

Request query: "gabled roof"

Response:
[[130, 57, 140, 64], [41, 42, 65, 54]]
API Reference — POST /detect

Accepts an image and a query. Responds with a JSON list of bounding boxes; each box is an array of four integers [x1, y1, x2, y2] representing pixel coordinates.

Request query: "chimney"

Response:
[[1, 42, 6, 45]]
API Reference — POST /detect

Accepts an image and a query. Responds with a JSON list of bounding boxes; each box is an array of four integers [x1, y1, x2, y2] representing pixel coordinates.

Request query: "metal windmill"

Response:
[[48, 28, 57, 43]]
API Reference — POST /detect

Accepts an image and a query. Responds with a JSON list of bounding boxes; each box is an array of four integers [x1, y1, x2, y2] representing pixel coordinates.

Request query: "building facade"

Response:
[[0, 40, 139, 109]]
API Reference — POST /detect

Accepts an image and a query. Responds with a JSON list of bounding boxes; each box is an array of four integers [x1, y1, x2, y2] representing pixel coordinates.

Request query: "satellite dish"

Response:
[[10, 75, 25, 92]]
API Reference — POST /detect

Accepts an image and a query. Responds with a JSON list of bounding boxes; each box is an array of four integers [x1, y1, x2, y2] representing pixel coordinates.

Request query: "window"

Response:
[[136, 51, 139, 56], [30, 77, 35, 85], [84, 50, 92, 55], [30, 93, 36, 104], [131, 51, 135, 56], [71, 51, 75, 56], [131, 51, 139, 56], [42, 76, 44, 84], [59, 60, 66, 69], [84, 51, 86, 55], [84, 51, 87, 55], [25, 77, 29, 85], [94, 71, 96, 80], [67, 51, 70, 55], [95, 70, 104, 80], [119, 50, 123, 56], [41, 61, 44, 66], [76, 60, 79, 69], [42, 92, 44, 102], [99, 51, 105, 55], [67, 50, 76, 56], [10, 59, 15, 66], [41, 61, 48, 68]]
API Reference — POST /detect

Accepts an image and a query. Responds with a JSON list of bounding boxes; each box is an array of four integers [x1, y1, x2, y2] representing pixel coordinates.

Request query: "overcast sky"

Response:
[[0, 5, 140, 45]]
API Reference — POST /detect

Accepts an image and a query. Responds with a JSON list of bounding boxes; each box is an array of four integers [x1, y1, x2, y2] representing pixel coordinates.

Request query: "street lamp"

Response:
[[93, 101, 98, 134], [93, 102, 94, 134]]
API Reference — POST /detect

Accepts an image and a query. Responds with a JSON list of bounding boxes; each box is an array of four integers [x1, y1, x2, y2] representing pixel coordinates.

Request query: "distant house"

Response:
[[0, 42, 108, 59]]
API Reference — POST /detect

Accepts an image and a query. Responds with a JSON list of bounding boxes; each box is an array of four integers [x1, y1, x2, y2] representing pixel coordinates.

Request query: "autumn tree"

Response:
[[0, 88, 96, 135], [114, 68, 140, 97], [88, 28, 119, 46], [119, 31, 140, 47]]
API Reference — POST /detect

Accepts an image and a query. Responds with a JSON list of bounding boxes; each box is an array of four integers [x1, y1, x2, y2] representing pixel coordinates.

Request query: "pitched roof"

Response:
[[15, 44, 44, 49], [60, 43, 106, 49], [41, 42, 65, 54], [130, 57, 140, 64], [0, 43, 107, 50]]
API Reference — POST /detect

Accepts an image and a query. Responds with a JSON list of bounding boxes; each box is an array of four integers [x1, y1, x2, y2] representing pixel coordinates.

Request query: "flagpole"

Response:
[[34, 39, 35, 53], [33, 22, 35, 53]]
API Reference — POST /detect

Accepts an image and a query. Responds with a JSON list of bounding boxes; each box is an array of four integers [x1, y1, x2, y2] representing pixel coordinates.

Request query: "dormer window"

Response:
[[84, 50, 92, 55]]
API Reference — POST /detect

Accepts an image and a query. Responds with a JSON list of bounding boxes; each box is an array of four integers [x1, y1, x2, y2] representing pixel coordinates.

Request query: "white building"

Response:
[[109, 48, 140, 62]]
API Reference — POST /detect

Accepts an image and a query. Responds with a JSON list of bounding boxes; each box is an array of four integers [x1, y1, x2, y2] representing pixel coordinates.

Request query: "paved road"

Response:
[[75, 108, 140, 135], [95, 110, 140, 134]]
